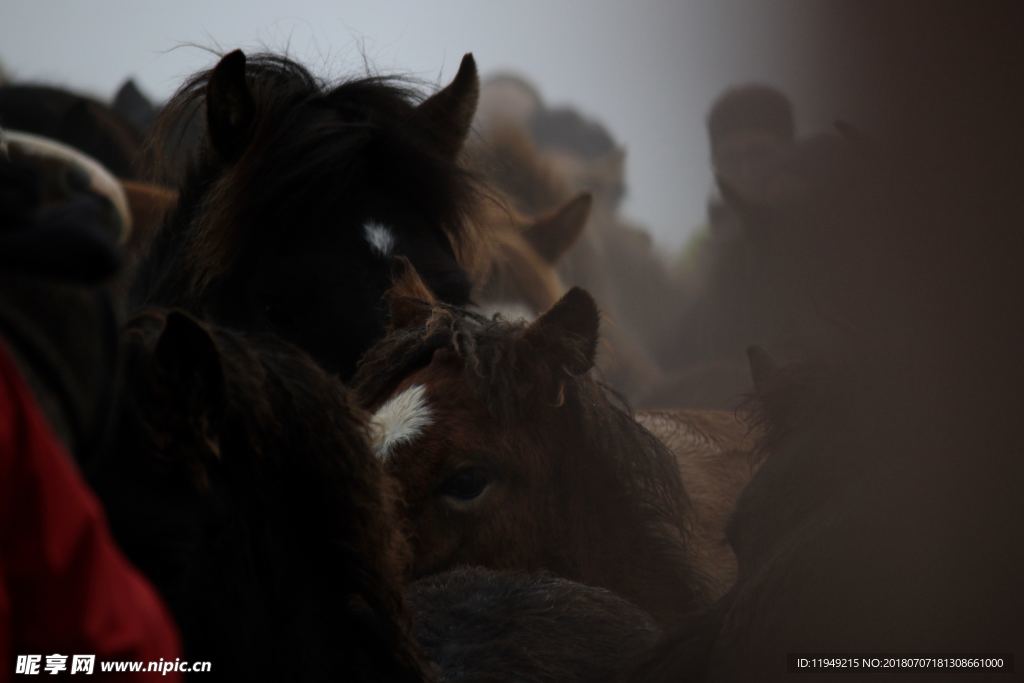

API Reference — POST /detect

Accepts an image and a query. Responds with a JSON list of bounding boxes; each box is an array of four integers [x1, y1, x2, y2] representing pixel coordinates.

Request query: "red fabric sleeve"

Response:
[[0, 342, 182, 682]]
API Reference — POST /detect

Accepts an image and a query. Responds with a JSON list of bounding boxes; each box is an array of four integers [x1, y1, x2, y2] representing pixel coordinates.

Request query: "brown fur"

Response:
[[636, 410, 757, 601], [114, 180, 177, 304], [354, 287, 703, 628], [467, 125, 663, 396], [471, 191, 589, 317]]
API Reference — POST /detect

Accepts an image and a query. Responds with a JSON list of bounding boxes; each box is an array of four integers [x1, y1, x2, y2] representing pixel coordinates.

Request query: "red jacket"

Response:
[[0, 342, 181, 681]]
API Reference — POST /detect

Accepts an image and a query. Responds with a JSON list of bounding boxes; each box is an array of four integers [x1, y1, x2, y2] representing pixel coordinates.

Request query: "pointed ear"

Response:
[[521, 287, 599, 376], [522, 192, 591, 264], [113, 78, 157, 131], [153, 310, 224, 403], [414, 53, 479, 159], [386, 256, 438, 329], [206, 50, 255, 161], [746, 345, 780, 396]]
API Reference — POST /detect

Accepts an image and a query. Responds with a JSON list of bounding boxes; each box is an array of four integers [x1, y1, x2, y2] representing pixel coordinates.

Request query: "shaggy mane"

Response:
[[136, 51, 484, 304]]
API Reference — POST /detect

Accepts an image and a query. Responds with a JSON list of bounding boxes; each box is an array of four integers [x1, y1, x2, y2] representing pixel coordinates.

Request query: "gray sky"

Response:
[[1, 0, 826, 251]]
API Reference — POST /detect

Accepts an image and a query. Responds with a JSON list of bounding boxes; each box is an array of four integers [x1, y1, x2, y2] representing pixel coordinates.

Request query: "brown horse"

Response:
[[635, 410, 757, 601], [353, 263, 748, 626], [471, 189, 590, 320], [467, 122, 663, 397]]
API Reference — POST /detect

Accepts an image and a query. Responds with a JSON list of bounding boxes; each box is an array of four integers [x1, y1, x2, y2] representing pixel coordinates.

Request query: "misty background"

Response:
[[0, 0, 828, 251]]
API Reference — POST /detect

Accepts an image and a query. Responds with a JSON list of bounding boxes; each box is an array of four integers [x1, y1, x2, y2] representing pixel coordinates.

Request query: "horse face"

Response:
[[366, 288, 601, 578], [141, 50, 480, 379], [234, 181, 473, 379], [369, 351, 555, 578]]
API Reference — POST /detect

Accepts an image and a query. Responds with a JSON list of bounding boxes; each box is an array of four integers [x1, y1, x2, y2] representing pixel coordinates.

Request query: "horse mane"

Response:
[[140, 51, 484, 302]]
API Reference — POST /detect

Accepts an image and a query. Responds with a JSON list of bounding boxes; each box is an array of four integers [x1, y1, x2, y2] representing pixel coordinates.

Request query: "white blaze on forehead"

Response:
[[370, 384, 433, 459], [363, 221, 396, 256]]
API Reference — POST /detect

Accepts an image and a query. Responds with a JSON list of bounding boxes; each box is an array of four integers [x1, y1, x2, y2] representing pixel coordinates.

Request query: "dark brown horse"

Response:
[[132, 48, 483, 379], [408, 567, 661, 682], [90, 308, 430, 682], [467, 117, 666, 399], [471, 189, 591, 320], [353, 264, 702, 627]]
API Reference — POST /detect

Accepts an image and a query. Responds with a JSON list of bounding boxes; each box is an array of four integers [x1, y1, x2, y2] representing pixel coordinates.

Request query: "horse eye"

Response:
[[439, 467, 490, 502]]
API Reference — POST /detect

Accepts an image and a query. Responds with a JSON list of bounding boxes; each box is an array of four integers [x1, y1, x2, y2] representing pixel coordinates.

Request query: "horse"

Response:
[[114, 180, 177, 305], [467, 122, 664, 398], [0, 84, 144, 178], [635, 410, 757, 601], [628, 16, 1024, 667], [353, 262, 711, 628], [634, 341, 1024, 682], [132, 48, 483, 379], [471, 189, 590, 321], [89, 308, 430, 682], [0, 129, 130, 463], [408, 567, 661, 682]]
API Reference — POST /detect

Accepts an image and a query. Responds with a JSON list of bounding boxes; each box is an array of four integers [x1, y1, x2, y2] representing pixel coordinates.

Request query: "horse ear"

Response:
[[153, 310, 224, 403], [386, 256, 438, 329], [746, 345, 780, 396], [522, 287, 599, 376], [522, 192, 591, 264], [113, 78, 158, 132], [206, 50, 255, 161], [415, 53, 479, 159]]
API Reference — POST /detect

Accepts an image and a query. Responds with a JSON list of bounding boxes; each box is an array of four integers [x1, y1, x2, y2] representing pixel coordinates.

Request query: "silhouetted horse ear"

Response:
[[113, 78, 158, 132], [414, 53, 479, 158], [522, 192, 591, 264], [386, 256, 438, 329], [522, 287, 599, 376], [153, 310, 224, 408], [746, 345, 779, 396], [206, 50, 255, 161]]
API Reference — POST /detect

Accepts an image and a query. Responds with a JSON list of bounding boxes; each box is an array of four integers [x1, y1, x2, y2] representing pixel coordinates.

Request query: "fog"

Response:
[[1, 0, 826, 251]]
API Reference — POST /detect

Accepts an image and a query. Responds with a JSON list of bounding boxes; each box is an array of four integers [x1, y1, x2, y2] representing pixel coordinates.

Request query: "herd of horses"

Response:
[[2, 28, 1022, 682]]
